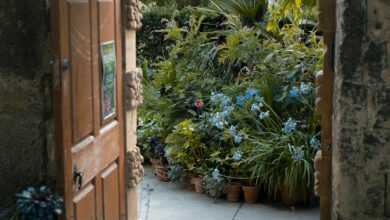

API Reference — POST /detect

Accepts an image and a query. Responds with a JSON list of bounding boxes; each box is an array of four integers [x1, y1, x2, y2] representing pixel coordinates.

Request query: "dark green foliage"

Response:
[[15, 186, 63, 220], [137, 4, 180, 65]]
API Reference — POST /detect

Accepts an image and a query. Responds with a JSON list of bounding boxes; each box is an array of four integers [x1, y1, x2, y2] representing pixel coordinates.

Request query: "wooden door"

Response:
[[52, 0, 126, 219]]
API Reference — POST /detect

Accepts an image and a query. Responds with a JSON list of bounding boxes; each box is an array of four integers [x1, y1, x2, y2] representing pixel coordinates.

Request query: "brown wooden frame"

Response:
[[317, 0, 336, 219]]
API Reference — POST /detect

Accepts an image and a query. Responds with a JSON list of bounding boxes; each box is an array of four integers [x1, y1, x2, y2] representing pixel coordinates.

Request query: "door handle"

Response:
[[73, 166, 84, 191], [62, 58, 70, 72]]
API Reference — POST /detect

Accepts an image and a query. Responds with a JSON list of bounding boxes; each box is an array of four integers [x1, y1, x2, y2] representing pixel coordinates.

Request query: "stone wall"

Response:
[[333, 0, 390, 219], [0, 0, 53, 212]]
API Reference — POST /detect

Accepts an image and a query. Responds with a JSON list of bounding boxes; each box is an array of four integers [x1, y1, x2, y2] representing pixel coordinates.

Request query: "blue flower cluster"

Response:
[[300, 82, 312, 95], [259, 111, 270, 120], [288, 86, 300, 98], [310, 136, 320, 150], [228, 126, 243, 144], [212, 168, 222, 181], [289, 145, 305, 161], [211, 92, 231, 109], [288, 82, 313, 98], [236, 88, 262, 107], [232, 149, 243, 161], [209, 92, 235, 129], [282, 118, 297, 134], [209, 112, 228, 129]]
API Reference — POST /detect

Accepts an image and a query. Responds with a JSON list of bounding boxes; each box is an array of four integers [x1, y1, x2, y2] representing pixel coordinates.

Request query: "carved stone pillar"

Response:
[[125, 0, 143, 31], [124, 1, 143, 220], [315, 1, 336, 220]]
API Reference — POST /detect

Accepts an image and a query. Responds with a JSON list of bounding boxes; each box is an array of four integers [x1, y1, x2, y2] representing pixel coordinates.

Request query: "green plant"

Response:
[[139, 0, 324, 203], [15, 186, 63, 220], [203, 168, 226, 200], [165, 119, 208, 175], [208, 0, 268, 26]]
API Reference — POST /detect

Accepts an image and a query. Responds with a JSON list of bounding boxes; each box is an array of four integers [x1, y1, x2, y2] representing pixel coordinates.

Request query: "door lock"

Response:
[[62, 58, 70, 72], [73, 166, 84, 191]]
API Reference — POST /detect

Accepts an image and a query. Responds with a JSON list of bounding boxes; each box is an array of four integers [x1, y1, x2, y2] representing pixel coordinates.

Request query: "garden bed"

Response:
[[138, 0, 323, 207]]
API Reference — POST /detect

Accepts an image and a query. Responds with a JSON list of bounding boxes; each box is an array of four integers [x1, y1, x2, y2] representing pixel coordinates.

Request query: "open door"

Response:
[[52, 0, 126, 219]]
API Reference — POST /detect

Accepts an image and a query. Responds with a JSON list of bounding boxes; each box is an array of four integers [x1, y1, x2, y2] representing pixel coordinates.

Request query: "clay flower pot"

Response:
[[225, 183, 242, 202], [150, 158, 169, 182], [242, 186, 259, 204], [280, 184, 308, 206], [191, 176, 204, 193]]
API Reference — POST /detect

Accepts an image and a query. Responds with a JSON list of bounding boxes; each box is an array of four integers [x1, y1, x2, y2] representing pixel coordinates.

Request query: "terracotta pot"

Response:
[[280, 184, 308, 206], [150, 158, 169, 182], [242, 186, 259, 203], [183, 175, 194, 191], [225, 183, 242, 202], [191, 176, 203, 193]]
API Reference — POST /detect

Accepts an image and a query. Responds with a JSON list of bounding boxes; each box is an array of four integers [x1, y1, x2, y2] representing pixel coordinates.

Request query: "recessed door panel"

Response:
[[102, 163, 120, 220], [73, 184, 97, 220], [68, 0, 94, 142]]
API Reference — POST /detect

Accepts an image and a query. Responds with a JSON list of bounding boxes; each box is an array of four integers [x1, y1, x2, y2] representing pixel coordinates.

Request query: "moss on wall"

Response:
[[0, 0, 53, 212]]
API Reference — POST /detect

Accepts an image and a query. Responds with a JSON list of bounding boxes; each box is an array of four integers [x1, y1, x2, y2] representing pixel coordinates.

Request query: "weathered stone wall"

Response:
[[333, 0, 390, 219], [0, 0, 53, 212]]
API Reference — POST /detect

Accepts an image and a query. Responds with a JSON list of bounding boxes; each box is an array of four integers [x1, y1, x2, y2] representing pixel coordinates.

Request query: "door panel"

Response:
[[54, 0, 126, 219], [72, 122, 120, 189], [68, 1, 94, 142], [73, 184, 97, 220], [102, 164, 120, 220]]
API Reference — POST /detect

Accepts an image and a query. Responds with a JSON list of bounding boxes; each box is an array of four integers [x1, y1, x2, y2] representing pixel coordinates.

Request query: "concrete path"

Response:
[[138, 167, 319, 220]]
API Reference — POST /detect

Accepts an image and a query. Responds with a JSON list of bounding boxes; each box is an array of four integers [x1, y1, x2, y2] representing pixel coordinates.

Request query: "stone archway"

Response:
[[123, 1, 390, 220]]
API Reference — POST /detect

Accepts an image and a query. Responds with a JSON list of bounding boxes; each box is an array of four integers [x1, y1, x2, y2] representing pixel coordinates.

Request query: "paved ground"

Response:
[[138, 167, 319, 220]]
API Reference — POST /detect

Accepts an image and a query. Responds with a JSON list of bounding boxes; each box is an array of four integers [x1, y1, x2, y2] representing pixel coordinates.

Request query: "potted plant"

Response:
[[15, 186, 63, 220], [191, 175, 204, 193], [224, 181, 242, 202], [224, 148, 246, 202], [148, 137, 169, 182], [203, 168, 226, 201], [165, 119, 208, 189]]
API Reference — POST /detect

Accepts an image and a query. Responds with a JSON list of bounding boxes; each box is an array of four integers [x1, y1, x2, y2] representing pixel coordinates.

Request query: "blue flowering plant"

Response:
[[15, 186, 63, 220], [203, 168, 226, 200], [244, 119, 319, 200]]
